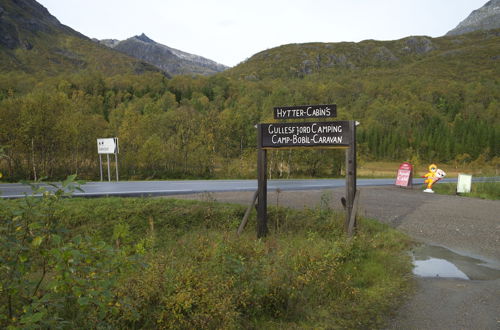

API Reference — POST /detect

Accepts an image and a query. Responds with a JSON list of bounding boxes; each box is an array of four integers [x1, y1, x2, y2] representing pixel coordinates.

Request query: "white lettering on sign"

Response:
[[274, 106, 332, 118], [267, 123, 344, 144], [261, 121, 349, 148], [274, 105, 335, 119], [312, 135, 343, 144], [267, 124, 296, 135]]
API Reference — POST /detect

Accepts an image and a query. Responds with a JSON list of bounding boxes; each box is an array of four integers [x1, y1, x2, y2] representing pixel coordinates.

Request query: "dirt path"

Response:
[[166, 186, 500, 329]]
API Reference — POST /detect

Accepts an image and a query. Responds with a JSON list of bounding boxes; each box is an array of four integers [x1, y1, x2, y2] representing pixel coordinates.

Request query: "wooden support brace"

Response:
[[237, 190, 259, 236], [347, 189, 360, 237]]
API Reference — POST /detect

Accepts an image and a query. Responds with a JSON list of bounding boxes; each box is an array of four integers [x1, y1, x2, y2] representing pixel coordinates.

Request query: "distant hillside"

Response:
[[0, 0, 159, 76], [98, 33, 228, 76], [225, 30, 500, 80], [447, 0, 500, 36]]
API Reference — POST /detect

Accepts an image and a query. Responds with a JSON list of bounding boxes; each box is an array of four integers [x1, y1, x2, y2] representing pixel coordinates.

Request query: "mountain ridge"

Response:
[[446, 0, 500, 36], [0, 0, 160, 76], [98, 33, 228, 76], [223, 30, 500, 80]]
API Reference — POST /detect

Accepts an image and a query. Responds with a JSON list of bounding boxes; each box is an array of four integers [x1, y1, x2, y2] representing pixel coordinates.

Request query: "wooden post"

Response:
[[114, 138, 119, 182], [257, 124, 268, 238], [345, 121, 357, 233], [347, 189, 360, 236], [237, 190, 259, 236]]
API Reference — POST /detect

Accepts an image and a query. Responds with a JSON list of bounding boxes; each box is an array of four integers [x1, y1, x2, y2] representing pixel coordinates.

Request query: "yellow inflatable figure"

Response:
[[422, 164, 446, 193]]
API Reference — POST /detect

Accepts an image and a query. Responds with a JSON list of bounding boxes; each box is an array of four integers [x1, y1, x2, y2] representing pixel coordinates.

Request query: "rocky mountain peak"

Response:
[[446, 0, 500, 36], [99, 34, 228, 76], [135, 33, 155, 44]]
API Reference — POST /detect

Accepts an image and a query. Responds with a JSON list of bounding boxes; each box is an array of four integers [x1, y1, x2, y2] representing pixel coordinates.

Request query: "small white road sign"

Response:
[[97, 138, 117, 154]]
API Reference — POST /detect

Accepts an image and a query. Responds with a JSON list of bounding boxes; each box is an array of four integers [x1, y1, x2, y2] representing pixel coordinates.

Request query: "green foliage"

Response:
[[1, 195, 413, 328], [1, 30, 499, 180], [0, 176, 138, 328]]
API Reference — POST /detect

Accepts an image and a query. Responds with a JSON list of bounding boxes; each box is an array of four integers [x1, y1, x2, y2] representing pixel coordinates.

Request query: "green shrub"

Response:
[[0, 177, 139, 328], [1, 189, 413, 329]]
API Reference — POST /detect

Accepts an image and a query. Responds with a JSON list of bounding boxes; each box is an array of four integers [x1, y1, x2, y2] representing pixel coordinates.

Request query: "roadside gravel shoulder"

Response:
[[387, 278, 500, 330]]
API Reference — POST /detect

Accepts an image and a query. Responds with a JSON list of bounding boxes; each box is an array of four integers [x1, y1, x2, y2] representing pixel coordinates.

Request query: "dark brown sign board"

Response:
[[260, 121, 349, 148], [274, 104, 337, 119], [256, 120, 357, 238]]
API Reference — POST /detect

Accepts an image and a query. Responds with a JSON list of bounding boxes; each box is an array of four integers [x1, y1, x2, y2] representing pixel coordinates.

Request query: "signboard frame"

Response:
[[255, 119, 357, 238]]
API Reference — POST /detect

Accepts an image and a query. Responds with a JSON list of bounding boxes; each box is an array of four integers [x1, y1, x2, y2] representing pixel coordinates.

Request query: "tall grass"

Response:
[[433, 182, 500, 200], [61, 198, 413, 328], [1, 196, 414, 328]]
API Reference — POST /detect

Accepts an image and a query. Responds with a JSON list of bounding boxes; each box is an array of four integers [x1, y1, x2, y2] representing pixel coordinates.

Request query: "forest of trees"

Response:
[[0, 65, 497, 181]]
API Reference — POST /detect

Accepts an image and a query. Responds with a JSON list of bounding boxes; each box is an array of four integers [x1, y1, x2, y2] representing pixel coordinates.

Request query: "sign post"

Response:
[[115, 138, 120, 181], [345, 120, 356, 233], [99, 154, 103, 181], [256, 125, 268, 238], [256, 104, 357, 238], [97, 138, 119, 182]]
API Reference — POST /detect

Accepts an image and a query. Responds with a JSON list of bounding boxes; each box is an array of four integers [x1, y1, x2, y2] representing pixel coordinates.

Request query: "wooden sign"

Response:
[[260, 121, 349, 148], [395, 162, 413, 187], [274, 104, 337, 119], [255, 99, 354, 239]]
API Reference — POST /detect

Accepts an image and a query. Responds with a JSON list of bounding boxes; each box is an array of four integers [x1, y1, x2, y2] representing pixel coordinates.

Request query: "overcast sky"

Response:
[[37, 0, 487, 67]]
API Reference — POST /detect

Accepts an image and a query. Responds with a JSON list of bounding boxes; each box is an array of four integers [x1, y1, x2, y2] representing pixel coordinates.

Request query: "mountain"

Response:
[[0, 0, 159, 76], [224, 30, 500, 80], [446, 0, 500, 36], [98, 34, 228, 76]]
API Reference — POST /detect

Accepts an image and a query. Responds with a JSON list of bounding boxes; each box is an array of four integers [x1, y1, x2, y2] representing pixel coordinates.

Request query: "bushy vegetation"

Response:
[[0, 179, 414, 328], [1, 30, 498, 181]]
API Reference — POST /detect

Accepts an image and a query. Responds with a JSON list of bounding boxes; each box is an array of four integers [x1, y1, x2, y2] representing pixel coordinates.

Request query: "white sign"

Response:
[[97, 138, 117, 154], [457, 173, 472, 193]]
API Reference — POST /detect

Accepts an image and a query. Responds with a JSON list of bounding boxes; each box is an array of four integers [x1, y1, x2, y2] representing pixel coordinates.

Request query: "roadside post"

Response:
[[97, 137, 119, 182], [256, 104, 358, 238]]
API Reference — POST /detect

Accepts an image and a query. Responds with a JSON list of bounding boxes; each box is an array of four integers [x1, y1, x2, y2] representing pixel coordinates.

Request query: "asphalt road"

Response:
[[1, 177, 498, 199], [0, 178, 429, 198]]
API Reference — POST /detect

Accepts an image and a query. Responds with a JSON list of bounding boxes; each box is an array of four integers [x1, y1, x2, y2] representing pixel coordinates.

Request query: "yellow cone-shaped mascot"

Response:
[[422, 164, 446, 193]]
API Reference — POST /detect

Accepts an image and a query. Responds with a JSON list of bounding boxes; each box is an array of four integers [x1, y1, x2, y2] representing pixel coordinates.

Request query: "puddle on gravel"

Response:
[[411, 245, 500, 280]]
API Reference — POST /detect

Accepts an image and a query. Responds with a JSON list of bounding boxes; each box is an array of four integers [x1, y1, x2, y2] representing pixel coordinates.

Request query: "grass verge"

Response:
[[1, 195, 414, 329], [432, 181, 500, 200]]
